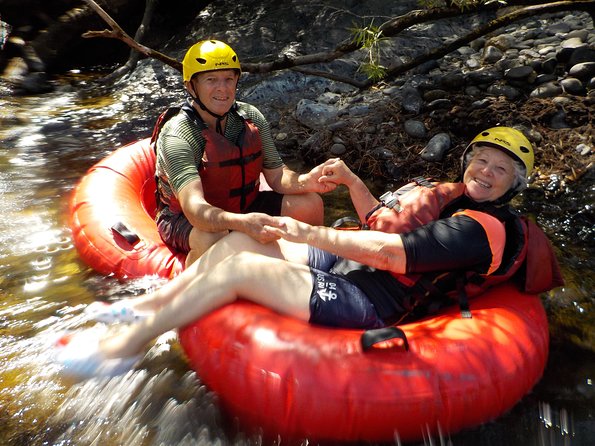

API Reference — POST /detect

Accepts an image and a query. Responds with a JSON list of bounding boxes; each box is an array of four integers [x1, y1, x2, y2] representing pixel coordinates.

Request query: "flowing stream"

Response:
[[0, 76, 593, 446]]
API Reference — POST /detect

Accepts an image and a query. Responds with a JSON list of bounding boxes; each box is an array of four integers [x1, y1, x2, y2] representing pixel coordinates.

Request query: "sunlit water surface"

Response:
[[0, 77, 592, 446]]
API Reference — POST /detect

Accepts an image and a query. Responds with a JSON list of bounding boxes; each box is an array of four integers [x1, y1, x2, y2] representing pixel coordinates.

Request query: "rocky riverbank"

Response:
[[1, 2, 593, 195], [269, 10, 594, 196]]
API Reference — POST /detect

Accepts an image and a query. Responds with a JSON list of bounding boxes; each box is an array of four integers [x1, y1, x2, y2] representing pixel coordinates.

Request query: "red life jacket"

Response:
[[361, 178, 563, 316], [198, 120, 263, 212], [150, 104, 263, 213]]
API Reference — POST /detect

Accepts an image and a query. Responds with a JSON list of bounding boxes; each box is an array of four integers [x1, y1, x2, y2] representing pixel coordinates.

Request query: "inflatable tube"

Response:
[[70, 138, 185, 279], [69, 139, 550, 443], [181, 285, 548, 442]]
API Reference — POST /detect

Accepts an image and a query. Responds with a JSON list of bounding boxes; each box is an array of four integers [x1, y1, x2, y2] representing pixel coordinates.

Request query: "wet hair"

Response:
[[464, 144, 527, 193]]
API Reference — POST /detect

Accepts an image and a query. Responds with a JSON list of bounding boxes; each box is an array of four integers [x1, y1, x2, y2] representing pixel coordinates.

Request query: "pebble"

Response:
[[421, 133, 451, 162], [404, 119, 427, 138]]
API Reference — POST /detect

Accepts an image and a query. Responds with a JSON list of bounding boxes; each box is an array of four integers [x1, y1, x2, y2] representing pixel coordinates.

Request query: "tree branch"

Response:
[[81, 0, 181, 72], [374, 0, 595, 88], [81, 0, 594, 87]]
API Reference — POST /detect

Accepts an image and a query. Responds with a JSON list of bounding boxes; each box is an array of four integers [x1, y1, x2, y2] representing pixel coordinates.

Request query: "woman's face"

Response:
[[463, 146, 517, 202], [188, 69, 239, 115]]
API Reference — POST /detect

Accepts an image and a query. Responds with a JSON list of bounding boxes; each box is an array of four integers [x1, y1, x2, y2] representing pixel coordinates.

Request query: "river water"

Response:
[[0, 75, 593, 446]]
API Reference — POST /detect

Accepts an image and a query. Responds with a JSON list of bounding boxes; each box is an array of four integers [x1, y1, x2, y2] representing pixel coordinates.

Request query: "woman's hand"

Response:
[[263, 216, 312, 244], [318, 158, 358, 188]]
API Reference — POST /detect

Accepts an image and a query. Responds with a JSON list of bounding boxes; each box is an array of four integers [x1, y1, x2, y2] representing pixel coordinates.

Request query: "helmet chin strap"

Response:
[[190, 95, 228, 134], [187, 82, 229, 135]]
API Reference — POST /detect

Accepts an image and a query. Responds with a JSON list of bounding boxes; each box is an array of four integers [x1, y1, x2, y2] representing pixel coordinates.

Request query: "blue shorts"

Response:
[[307, 247, 384, 329], [157, 191, 283, 254]]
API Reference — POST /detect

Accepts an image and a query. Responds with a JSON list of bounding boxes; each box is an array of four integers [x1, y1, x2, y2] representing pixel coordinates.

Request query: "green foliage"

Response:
[[349, 21, 388, 82]]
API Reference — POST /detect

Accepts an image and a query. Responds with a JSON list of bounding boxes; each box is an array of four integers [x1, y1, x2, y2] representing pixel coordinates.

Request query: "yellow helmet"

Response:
[[182, 40, 241, 82], [464, 126, 534, 175]]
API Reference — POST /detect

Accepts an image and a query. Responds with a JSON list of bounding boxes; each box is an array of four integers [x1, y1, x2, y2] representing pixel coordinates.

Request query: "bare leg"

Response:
[[100, 251, 313, 358], [185, 227, 228, 267], [282, 192, 324, 226], [114, 232, 309, 313]]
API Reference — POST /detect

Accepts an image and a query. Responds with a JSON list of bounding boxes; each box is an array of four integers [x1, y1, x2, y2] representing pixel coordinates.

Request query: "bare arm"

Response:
[[264, 216, 407, 275], [178, 179, 281, 243], [318, 158, 380, 222], [263, 164, 337, 195]]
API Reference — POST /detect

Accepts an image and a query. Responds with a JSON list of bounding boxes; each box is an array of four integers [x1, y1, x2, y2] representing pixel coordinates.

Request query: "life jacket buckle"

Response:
[[379, 191, 402, 211]]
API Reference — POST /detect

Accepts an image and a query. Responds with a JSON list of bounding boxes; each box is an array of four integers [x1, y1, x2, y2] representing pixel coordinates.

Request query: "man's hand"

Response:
[[239, 213, 284, 244]]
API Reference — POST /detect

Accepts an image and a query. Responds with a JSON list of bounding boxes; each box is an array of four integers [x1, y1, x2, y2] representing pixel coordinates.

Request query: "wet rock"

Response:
[[471, 98, 491, 109], [372, 146, 393, 160], [482, 46, 503, 64], [401, 86, 423, 114], [330, 143, 347, 155], [547, 22, 571, 36], [568, 47, 595, 66], [535, 73, 558, 85], [557, 38, 588, 63], [441, 72, 465, 90], [549, 110, 571, 129], [421, 133, 451, 162], [504, 65, 535, 81], [466, 70, 502, 85], [530, 82, 563, 98], [423, 89, 447, 102], [404, 119, 427, 138], [487, 84, 521, 100], [294, 99, 339, 130], [427, 98, 451, 110], [560, 77, 585, 95], [40, 119, 71, 134], [540, 57, 559, 74], [569, 62, 595, 81]]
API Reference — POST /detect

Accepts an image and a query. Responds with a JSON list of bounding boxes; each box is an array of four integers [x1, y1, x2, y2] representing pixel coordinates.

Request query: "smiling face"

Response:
[[186, 69, 239, 117], [463, 146, 517, 202]]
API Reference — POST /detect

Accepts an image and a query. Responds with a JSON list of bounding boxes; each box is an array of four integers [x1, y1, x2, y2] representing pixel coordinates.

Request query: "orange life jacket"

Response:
[[360, 178, 563, 316]]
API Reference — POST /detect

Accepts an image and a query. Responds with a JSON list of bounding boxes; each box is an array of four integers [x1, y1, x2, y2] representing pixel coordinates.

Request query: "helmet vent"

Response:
[[196, 57, 207, 65], [519, 146, 530, 153]]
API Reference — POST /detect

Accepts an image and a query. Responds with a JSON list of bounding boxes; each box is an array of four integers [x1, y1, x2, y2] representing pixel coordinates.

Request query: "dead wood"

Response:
[[82, 0, 595, 87]]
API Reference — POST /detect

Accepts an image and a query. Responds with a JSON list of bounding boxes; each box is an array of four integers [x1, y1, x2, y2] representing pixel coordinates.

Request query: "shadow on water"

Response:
[[0, 76, 592, 446]]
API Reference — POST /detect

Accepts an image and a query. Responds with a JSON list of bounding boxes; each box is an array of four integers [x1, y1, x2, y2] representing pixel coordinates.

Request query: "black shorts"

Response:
[[307, 247, 384, 329], [156, 191, 284, 254]]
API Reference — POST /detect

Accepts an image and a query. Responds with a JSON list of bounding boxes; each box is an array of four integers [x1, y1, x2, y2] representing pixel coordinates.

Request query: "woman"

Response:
[[56, 127, 537, 378]]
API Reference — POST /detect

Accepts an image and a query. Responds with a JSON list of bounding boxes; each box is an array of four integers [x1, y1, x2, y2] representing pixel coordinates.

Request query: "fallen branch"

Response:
[[81, 0, 181, 72], [98, 0, 159, 82], [375, 0, 595, 87], [81, 0, 595, 87]]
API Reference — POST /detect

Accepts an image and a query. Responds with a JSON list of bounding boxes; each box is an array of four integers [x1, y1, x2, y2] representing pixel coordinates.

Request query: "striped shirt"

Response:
[[156, 101, 284, 207]]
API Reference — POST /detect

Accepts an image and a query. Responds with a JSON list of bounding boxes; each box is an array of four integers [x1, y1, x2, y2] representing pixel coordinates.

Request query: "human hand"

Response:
[[240, 213, 282, 244], [300, 161, 338, 194], [263, 216, 311, 244], [318, 158, 357, 188]]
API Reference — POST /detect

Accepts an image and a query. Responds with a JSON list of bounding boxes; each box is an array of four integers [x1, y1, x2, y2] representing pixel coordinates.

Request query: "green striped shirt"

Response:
[[156, 101, 284, 207]]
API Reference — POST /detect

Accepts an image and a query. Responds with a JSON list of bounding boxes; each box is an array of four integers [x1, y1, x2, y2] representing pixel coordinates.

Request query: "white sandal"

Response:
[[84, 301, 151, 323], [52, 327, 142, 380]]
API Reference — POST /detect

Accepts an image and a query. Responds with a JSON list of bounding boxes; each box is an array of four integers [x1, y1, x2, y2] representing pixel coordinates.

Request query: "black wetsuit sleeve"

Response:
[[400, 215, 494, 274]]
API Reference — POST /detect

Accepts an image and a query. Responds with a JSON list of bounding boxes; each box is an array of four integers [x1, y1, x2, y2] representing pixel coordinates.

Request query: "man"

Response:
[[154, 40, 331, 266]]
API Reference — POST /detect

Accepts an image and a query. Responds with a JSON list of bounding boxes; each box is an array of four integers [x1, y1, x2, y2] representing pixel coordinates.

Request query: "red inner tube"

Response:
[[69, 138, 550, 442]]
